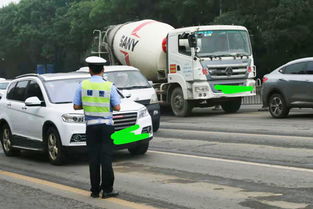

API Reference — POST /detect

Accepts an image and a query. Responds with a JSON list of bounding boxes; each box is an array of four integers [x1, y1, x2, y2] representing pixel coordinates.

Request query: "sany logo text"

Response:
[[119, 35, 139, 52]]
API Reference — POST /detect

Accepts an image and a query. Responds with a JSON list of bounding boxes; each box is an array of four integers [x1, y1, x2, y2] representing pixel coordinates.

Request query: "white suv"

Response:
[[0, 73, 153, 165]]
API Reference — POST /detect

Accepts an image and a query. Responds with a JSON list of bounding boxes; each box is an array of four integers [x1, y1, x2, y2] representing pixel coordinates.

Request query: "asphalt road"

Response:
[[0, 105, 313, 209]]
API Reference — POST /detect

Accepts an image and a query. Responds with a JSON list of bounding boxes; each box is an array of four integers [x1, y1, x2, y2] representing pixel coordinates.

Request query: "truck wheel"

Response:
[[221, 98, 242, 113], [46, 127, 66, 165], [128, 142, 149, 155], [170, 87, 193, 117], [0, 123, 20, 156], [268, 93, 289, 118]]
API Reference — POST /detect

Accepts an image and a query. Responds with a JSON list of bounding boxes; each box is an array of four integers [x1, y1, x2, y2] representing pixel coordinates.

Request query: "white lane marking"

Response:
[[149, 150, 313, 174], [161, 128, 313, 140]]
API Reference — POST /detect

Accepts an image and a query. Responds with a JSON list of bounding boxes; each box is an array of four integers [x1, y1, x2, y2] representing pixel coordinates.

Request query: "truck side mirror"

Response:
[[188, 34, 197, 48]]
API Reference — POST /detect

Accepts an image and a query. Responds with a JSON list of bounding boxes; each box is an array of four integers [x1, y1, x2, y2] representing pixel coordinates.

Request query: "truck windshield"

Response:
[[104, 70, 151, 90], [195, 30, 251, 58]]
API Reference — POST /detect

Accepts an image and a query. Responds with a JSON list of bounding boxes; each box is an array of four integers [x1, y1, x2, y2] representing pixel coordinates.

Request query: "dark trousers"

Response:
[[86, 124, 115, 193]]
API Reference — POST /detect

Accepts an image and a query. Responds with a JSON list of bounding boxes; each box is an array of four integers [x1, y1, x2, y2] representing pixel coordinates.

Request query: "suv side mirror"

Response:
[[25, 97, 42, 106], [148, 81, 153, 86], [188, 34, 197, 48]]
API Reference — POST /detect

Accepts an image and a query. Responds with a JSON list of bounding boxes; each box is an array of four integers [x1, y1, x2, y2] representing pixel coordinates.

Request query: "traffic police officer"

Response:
[[73, 56, 121, 198]]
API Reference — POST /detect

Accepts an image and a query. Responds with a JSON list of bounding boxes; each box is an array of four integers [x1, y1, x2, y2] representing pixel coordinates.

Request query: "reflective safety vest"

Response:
[[81, 79, 113, 118]]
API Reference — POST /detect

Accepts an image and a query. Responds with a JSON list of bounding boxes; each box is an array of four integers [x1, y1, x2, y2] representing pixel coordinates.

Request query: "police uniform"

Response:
[[73, 56, 121, 197]]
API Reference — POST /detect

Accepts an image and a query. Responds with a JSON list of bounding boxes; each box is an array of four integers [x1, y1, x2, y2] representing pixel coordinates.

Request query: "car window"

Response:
[[306, 61, 313, 75], [0, 82, 9, 90], [12, 80, 29, 101], [104, 71, 150, 90], [6, 82, 17, 100], [283, 62, 306, 74], [26, 80, 44, 101]]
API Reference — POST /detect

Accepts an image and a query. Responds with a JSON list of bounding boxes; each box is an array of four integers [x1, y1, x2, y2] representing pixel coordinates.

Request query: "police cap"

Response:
[[85, 56, 107, 66]]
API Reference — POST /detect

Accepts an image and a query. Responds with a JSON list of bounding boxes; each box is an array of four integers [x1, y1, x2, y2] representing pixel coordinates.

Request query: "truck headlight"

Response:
[[195, 86, 210, 92], [138, 108, 148, 119], [150, 93, 158, 104], [62, 113, 85, 123]]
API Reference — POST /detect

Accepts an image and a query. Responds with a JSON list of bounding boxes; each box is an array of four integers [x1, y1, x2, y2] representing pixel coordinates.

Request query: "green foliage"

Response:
[[0, 0, 312, 78]]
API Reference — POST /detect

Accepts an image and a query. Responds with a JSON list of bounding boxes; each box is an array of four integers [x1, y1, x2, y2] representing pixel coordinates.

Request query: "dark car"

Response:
[[261, 57, 313, 118]]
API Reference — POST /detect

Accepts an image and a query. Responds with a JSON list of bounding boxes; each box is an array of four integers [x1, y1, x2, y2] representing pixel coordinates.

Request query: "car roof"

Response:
[[77, 65, 139, 73], [14, 65, 140, 82], [15, 72, 90, 82], [0, 80, 11, 83], [41, 73, 90, 81], [285, 57, 313, 66]]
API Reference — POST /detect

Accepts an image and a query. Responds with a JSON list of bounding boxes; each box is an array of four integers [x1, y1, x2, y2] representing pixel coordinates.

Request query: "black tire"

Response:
[[221, 98, 242, 113], [170, 87, 193, 117], [0, 123, 20, 156], [268, 93, 289, 118], [45, 127, 66, 165], [152, 119, 160, 132], [128, 142, 149, 155]]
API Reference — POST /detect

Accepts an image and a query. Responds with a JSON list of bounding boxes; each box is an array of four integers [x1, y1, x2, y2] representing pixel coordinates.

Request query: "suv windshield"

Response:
[[103, 70, 150, 90], [0, 82, 9, 90], [45, 79, 84, 103], [195, 30, 251, 58]]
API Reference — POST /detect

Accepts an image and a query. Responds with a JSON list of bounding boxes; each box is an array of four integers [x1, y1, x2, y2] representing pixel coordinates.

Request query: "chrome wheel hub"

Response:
[[270, 97, 283, 116], [48, 134, 58, 161], [3, 128, 11, 152]]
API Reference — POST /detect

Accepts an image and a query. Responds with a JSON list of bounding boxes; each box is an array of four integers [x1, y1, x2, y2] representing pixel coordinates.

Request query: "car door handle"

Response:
[[22, 107, 27, 110], [7, 103, 11, 107], [278, 79, 286, 81]]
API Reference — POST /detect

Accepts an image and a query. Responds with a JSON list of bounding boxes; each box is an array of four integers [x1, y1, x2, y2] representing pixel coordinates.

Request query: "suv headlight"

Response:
[[62, 113, 85, 123], [150, 92, 158, 104], [138, 108, 148, 119]]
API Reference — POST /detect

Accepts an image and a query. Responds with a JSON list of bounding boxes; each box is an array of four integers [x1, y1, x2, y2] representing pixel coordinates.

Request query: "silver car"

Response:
[[261, 57, 313, 118], [0, 80, 11, 100]]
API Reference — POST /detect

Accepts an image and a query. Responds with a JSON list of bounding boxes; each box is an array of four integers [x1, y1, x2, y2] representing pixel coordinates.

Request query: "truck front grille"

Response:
[[113, 112, 137, 131], [208, 66, 247, 79]]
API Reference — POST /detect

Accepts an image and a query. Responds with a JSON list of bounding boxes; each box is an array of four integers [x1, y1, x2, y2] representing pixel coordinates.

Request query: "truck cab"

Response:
[[166, 25, 256, 115]]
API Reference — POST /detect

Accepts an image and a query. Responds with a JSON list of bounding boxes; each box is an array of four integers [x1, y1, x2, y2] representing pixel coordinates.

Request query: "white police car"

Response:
[[0, 73, 153, 165]]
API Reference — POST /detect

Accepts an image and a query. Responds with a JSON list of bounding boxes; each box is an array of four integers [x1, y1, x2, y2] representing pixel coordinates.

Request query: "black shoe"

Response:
[[90, 192, 99, 198], [102, 190, 119, 199]]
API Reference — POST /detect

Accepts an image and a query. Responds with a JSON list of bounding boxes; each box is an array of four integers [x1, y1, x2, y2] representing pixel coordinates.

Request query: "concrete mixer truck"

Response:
[[95, 19, 256, 116]]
